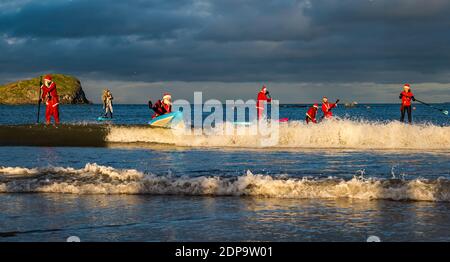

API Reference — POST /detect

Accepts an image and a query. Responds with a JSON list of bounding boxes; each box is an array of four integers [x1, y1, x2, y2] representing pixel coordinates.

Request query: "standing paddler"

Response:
[[321, 96, 339, 119], [40, 75, 60, 125], [399, 83, 415, 123], [256, 85, 272, 120], [102, 89, 114, 118]]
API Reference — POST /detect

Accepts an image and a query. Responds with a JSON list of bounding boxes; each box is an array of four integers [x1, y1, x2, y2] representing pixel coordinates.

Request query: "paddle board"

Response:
[[148, 111, 183, 128], [97, 116, 113, 121]]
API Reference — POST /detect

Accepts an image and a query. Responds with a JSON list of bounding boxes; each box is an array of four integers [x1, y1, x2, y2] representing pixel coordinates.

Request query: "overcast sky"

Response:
[[0, 0, 449, 103]]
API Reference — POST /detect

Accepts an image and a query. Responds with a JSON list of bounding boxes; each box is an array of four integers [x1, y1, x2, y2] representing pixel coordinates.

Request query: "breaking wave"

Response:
[[1, 119, 449, 149], [107, 119, 450, 149], [1, 163, 450, 202]]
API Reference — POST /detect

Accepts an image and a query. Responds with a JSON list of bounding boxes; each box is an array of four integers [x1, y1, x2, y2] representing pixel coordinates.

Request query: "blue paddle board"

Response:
[[97, 116, 113, 121], [148, 111, 183, 128]]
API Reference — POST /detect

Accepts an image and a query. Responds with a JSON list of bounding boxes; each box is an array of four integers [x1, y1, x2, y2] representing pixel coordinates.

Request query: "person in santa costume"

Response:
[[256, 85, 272, 120], [305, 103, 319, 124], [399, 83, 415, 123], [321, 96, 339, 119], [148, 93, 172, 119], [41, 75, 60, 124]]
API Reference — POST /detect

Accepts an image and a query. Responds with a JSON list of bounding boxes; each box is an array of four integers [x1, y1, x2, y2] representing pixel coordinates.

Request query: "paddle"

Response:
[[36, 76, 42, 123], [415, 99, 449, 116], [281, 104, 308, 108]]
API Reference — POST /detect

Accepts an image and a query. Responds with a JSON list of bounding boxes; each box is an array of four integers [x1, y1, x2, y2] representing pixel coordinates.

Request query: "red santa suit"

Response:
[[256, 86, 272, 120], [399, 84, 415, 123], [41, 75, 60, 124], [400, 90, 415, 109], [306, 104, 319, 124], [322, 101, 337, 119], [150, 93, 172, 119]]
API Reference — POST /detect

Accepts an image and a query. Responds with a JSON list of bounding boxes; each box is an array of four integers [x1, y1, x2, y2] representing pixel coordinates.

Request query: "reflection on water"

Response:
[[1, 194, 450, 242]]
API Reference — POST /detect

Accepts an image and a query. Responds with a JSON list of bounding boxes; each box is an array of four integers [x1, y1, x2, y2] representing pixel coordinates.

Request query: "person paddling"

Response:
[[40, 75, 60, 125], [321, 97, 339, 119], [256, 85, 272, 120], [102, 89, 114, 118], [305, 103, 319, 124], [148, 93, 172, 119], [399, 83, 415, 123]]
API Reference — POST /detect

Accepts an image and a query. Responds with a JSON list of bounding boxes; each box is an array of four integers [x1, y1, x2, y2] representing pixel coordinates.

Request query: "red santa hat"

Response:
[[313, 103, 319, 108], [43, 75, 52, 81], [403, 83, 410, 89], [163, 93, 172, 100]]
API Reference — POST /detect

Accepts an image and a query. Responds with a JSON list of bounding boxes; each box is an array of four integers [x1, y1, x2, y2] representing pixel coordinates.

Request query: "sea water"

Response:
[[0, 104, 449, 241]]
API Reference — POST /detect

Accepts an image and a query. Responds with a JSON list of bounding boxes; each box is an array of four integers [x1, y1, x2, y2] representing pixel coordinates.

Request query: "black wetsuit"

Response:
[[400, 105, 412, 123]]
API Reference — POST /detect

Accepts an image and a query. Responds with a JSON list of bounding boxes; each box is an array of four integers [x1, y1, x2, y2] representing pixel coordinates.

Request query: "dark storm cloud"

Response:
[[196, 0, 316, 42], [0, 0, 197, 38], [1, 0, 450, 85]]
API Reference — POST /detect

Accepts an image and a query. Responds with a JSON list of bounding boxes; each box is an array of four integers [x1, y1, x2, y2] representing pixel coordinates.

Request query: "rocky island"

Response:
[[0, 74, 90, 104]]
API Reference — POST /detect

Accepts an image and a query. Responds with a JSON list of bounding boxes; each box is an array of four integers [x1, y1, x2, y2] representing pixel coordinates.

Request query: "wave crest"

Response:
[[1, 163, 450, 202], [106, 119, 450, 149]]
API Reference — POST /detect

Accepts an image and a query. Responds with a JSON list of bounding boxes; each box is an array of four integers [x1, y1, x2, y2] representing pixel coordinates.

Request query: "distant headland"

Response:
[[0, 74, 90, 105]]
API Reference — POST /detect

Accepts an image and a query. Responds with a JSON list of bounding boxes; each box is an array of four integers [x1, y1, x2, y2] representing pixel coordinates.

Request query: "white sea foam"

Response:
[[106, 119, 450, 149], [1, 163, 449, 202]]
